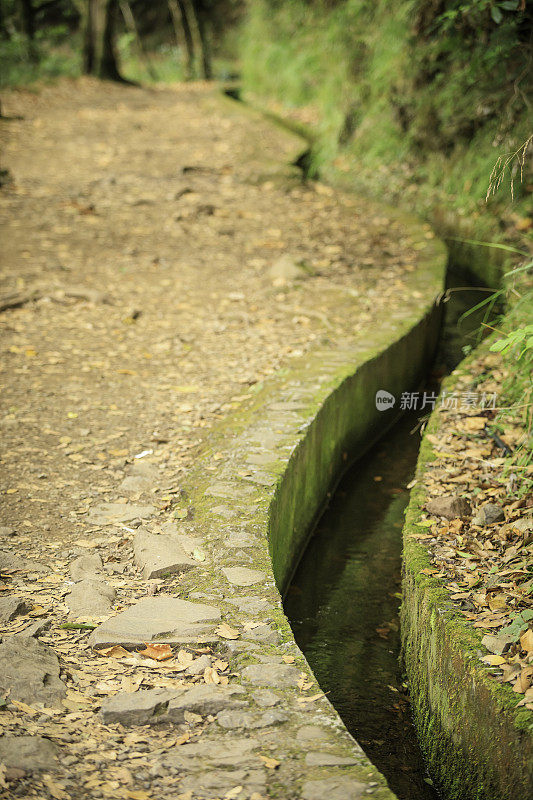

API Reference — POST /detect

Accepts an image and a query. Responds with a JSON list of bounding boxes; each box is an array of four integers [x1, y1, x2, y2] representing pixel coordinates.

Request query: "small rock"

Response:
[[473, 503, 505, 526], [253, 689, 281, 708], [179, 768, 266, 797], [269, 254, 307, 282], [426, 495, 471, 520], [133, 528, 196, 579], [225, 596, 271, 615], [15, 618, 52, 639], [296, 726, 328, 742], [186, 654, 212, 675], [118, 476, 152, 494], [0, 637, 66, 708], [305, 752, 360, 767], [87, 503, 156, 525], [100, 688, 175, 726], [241, 663, 301, 688], [0, 597, 29, 625], [0, 736, 59, 773], [88, 595, 221, 648], [225, 532, 255, 548], [70, 554, 104, 581], [243, 624, 278, 644], [222, 567, 265, 587], [66, 579, 115, 619], [0, 550, 49, 573], [481, 633, 515, 654], [162, 737, 259, 769], [0, 527, 14, 538]]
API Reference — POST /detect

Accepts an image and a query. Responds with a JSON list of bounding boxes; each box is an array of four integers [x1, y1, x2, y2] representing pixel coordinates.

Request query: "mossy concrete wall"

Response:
[[401, 366, 533, 800]]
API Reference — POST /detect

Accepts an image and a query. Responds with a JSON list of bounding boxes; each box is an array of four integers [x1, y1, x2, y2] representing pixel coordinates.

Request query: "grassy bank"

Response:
[[240, 0, 532, 285]]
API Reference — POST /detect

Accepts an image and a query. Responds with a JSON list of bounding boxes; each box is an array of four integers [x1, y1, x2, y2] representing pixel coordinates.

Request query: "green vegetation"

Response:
[[240, 1, 532, 283], [0, 0, 242, 89]]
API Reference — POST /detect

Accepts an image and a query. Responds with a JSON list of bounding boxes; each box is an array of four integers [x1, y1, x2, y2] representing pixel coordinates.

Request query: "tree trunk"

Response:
[[82, 0, 122, 81], [191, 0, 212, 80], [99, 0, 122, 80], [82, 0, 96, 74], [168, 0, 195, 80], [19, 0, 38, 60]]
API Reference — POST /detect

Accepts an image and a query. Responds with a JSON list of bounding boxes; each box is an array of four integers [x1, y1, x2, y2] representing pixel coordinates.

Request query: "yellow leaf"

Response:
[[296, 692, 326, 703], [259, 755, 280, 770], [520, 628, 533, 654], [481, 655, 506, 666], [216, 623, 240, 640]]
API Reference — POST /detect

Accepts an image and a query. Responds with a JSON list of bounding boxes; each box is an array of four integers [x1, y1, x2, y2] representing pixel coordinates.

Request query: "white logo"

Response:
[[375, 390, 395, 411]]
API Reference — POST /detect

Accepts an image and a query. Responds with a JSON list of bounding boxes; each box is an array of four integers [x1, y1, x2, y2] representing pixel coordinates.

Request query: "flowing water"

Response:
[[283, 271, 497, 800]]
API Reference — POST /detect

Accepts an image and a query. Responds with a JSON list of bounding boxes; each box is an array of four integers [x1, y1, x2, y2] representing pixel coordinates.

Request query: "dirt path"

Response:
[[0, 78, 427, 799]]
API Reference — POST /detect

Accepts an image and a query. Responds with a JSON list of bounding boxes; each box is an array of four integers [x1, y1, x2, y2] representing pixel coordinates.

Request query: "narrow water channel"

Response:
[[283, 270, 497, 800]]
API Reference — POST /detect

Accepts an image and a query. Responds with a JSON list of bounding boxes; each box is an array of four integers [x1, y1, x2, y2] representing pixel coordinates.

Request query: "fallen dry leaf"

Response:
[[259, 755, 280, 769], [216, 622, 240, 640], [138, 643, 174, 661], [98, 645, 131, 659]]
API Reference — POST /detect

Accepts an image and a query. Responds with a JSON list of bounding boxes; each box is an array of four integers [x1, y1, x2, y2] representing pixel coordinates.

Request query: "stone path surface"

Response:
[[0, 78, 442, 799]]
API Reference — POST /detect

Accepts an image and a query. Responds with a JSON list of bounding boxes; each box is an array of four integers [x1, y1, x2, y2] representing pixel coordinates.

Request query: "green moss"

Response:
[[240, 0, 532, 288]]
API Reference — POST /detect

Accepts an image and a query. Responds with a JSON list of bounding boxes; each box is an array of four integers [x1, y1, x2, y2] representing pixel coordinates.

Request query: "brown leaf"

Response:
[[98, 645, 131, 659], [138, 643, 174, 662]]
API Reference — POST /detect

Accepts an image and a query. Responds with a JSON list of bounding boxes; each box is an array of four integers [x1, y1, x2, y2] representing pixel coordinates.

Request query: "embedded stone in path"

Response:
[[179, 768, 266, 798], [166, 685, 247, 723], [66, 579, 116, 619], [133, 528, 197, 579], [86, 502, 156, 525], [0, 736, 60, 773], [225, 596, 271, 615], [222, 567, 265, 587], [70, 553, 104, 581], [253, 689, 281, 707], [100, 688, 177, 725], [88, 595, 221, 648], [217, 709, 288, 729], [161, 737, 260, 769], [0, 636, 66, 708], [0, 596, 29, 625], [302, 777, 368, 800], [100, 684, 247, 725], [241, 663, 301, 688]]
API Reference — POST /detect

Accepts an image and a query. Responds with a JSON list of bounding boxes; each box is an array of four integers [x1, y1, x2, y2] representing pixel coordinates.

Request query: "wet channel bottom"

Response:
[[284, 412, 440, 800]]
